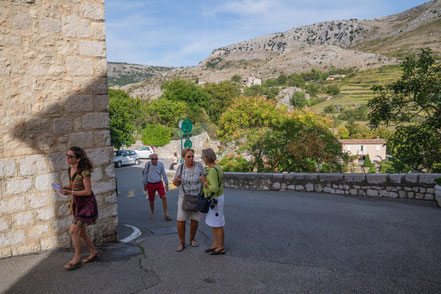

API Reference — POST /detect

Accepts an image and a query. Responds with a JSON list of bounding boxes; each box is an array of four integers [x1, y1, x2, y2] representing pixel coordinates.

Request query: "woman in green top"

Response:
[[200, 148, 225, 255]]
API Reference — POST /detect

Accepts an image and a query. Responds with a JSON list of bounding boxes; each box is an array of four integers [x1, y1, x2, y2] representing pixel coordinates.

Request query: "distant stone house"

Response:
[[326, 74, 346, 81], [339, 138, 387, 163], [242, 77, 262, 87]]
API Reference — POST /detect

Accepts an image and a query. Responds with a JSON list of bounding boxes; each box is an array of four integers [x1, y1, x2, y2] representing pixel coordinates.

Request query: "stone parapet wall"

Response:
[[0, 0, 117, 259], [224, 173, 441, 204]]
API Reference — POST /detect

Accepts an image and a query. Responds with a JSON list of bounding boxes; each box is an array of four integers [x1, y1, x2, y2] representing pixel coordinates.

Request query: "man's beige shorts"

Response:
[[177, 197, 202, 222]]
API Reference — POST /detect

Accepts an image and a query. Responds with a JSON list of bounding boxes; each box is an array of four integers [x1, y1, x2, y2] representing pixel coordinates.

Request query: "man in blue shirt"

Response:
[[143, 154, 171, 220]]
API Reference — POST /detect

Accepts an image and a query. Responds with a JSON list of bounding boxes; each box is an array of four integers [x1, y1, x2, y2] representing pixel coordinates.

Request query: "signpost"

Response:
[[179, 119, 192, 163]]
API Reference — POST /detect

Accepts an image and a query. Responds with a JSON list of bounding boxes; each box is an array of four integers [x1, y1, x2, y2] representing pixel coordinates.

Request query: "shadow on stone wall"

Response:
[[7, 77, 117, 253]]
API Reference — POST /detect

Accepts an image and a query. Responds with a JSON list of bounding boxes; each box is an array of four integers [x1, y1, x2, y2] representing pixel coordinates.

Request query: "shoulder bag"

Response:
[[180, 164, 199, 212]]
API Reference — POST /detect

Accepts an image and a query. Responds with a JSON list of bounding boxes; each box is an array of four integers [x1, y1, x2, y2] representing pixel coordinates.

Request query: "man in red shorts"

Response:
[[143, 154, 171, 220]]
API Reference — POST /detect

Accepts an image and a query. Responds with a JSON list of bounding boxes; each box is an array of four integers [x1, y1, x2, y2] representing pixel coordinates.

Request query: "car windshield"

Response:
[[114, 151, 123, 156]]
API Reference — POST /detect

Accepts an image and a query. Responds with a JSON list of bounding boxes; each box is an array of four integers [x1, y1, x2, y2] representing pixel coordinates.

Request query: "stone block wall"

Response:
[[0, 0, 117, 259], [224, 173, 441, 204]]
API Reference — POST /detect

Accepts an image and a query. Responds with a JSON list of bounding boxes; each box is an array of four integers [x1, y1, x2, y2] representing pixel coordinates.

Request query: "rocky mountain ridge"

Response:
[[115, 0, 441, 100], [107, 62, 172, 87]]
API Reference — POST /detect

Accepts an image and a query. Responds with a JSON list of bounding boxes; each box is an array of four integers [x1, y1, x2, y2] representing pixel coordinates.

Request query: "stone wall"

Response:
[[0, 0, 117, 259], [224, 173, 441, 205]]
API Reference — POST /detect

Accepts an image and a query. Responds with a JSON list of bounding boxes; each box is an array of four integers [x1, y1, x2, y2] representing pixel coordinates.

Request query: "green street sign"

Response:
[[184, 139, 192, 148], [181, 119, 193, 133]]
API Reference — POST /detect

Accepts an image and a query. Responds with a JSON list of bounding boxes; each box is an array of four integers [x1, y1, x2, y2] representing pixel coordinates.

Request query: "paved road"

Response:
[[1, 163, 441, 293]]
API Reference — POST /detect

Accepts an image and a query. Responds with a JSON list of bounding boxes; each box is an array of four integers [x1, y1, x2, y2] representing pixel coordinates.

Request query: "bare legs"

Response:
[[161, 196, 170, 219], [210, 227, 225, 250], [177, 221, 186, 244], [65, 222, 96, 268], [177, 220, 198, 249], [190, 220, 198, 241], [149, 200, 155, 219], [149, 196, 170, 219], [66, 222, 82, 267], [80, 226, 97, 261]]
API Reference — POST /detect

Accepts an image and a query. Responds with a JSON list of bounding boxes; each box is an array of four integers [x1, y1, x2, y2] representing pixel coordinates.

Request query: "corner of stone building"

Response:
[[0, 0, 117, 259]]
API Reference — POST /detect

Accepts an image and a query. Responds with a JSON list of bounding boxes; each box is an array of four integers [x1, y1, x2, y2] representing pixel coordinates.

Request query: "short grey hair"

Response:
[[202, 148, 216, 163], [149, 153, 158, 159]]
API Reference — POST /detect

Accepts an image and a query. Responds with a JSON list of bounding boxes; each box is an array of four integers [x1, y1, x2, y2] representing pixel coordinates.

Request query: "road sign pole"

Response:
[[180, 128, 184, 164]]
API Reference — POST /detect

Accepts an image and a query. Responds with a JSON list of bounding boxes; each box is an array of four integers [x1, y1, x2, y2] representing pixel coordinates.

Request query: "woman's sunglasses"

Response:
[[65, 154, 76, 159]]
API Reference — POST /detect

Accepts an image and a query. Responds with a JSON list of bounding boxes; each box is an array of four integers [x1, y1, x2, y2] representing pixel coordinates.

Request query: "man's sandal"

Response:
[[190, 239, 199, 247], [176, 243, 186, 252]]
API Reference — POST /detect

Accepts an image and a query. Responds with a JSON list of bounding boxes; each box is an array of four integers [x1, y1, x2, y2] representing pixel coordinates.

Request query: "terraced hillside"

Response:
[[311, 65, 402, 113]]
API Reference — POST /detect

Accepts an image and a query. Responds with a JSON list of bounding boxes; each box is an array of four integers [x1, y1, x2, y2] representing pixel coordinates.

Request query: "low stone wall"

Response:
[[224, 173, 441, 204]]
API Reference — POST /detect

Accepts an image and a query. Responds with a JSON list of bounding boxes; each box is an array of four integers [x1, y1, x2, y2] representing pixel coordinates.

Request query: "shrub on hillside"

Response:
[[326, 85, 340, 95], [141, 124, 172, 147], [290, 92, 308, 109]]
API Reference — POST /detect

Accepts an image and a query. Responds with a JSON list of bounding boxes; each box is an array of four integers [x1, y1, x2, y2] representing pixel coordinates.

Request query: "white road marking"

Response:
[[120, 224, 142, 243]]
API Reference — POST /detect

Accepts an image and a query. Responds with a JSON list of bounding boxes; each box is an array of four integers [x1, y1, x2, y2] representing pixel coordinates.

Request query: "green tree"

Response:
[[363, 154, 372, 167], [368, 164, 376, 173], [326, 85, 340, 95], [231, 74, 241, 83], [287, 73, 305, 88], [305, 83, 320, 96], [324, 105, 337, 113], [141, 124, 172, 146], [243, 84, 280, 100], [368, 49, 441, 172], [218, 96, 346, 172], [290, 92, 308, 109], [204, 81, 240, 123], [147, 98, 188, 127], [160, 78, 210, 122], [336, 126, 349, 138], [108, 89, 140, 149], [277, 73, 288, 85]]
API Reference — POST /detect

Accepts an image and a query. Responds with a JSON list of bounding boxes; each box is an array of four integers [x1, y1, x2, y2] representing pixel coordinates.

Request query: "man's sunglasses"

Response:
[[151, 158, 158, 161]]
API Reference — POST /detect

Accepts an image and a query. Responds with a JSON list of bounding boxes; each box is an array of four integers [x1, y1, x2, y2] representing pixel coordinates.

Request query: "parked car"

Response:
[[114, 150, 140, 168], [135, 146, 155, 159]]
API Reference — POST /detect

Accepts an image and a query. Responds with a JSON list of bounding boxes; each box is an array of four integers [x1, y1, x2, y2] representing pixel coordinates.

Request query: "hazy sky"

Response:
[[105, 0, 428, 67]]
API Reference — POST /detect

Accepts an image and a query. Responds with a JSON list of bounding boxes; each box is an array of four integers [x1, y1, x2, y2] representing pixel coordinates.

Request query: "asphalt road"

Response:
[[115, 163, 441, 293], [2, 163, 441, 293]]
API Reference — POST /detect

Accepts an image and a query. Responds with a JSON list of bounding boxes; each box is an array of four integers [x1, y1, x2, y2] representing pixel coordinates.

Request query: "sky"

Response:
[[105, 0, 428, 67]]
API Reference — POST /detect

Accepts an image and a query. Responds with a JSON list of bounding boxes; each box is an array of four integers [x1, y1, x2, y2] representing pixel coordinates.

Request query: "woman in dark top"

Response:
[[61, 146, 98, 270]]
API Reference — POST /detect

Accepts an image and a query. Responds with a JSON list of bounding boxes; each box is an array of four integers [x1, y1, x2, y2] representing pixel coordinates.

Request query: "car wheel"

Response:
[[135, 159, 139, 165], [117, 161, 122, 168]]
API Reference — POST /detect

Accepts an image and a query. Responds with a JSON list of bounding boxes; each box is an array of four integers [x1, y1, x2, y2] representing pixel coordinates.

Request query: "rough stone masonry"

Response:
[[0, 0, 117, 259]]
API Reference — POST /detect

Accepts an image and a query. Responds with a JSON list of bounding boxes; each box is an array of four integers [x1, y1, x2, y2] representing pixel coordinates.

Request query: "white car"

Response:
[[136, 146, 155, 159], [114, 150, 140, 168]]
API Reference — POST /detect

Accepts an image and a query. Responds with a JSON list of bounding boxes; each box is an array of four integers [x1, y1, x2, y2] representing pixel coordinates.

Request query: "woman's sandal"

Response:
[[64, 260, 82, 271], [176, 242, 186, 252], [83, 253, 100, 263], [190, 239, 199, 247], [209, 248, 226, 255], [204, 247, 216, 253]]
